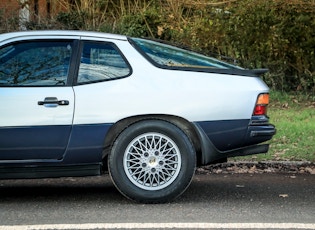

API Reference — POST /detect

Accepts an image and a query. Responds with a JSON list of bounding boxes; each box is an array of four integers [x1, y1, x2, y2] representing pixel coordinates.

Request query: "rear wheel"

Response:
[[108, 120, 196, 203]]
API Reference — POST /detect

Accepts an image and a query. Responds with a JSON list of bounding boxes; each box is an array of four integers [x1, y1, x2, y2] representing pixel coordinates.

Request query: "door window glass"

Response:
[[78, 42, 131, 84], [0, 41, 73, 86]]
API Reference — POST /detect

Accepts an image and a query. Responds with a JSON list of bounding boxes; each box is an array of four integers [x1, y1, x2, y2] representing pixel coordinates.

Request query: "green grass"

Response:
[[233, 91, 315, 162]]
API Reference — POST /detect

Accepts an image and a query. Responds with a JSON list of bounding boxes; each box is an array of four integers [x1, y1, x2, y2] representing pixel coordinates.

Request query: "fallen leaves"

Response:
[[279, 194, 289, 198], [197, 161, 315, 174], [236, 184, 245, 188]]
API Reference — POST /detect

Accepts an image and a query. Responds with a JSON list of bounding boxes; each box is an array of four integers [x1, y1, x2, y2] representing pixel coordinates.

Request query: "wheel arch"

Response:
[[101, 114, 203, 170]]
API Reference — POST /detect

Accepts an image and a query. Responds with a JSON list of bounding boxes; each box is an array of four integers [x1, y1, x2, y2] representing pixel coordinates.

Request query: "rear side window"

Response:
[[77, 41, 131, 84], [130, 38, 242, 70], [0, 41, 72, 86]]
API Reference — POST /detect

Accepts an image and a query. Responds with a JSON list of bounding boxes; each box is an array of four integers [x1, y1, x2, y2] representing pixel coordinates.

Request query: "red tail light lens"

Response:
[[254, 105, 267, 115], [253, 94, 269, 116]]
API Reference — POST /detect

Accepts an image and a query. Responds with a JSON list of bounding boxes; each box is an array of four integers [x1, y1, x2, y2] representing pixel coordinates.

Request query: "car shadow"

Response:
[[0, 175, 129, 204], [0, 173, 313, 205]]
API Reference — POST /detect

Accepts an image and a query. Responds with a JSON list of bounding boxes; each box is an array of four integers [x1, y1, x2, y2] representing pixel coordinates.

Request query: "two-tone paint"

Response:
[[0, 31, 275, 178]]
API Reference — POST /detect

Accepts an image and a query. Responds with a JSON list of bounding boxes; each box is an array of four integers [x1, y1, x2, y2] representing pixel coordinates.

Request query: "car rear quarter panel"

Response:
[[73, 39, 269, 125], [73, 46, 269, 125]]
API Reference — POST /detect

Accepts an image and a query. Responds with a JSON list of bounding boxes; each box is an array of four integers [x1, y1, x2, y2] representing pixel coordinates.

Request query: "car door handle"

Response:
[[38, 97, 69, 106]]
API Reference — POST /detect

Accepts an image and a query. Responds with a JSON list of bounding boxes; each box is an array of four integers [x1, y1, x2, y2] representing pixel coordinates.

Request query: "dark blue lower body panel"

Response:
[[194, 119, 276, 164], [0, 126, 71, 161], [0, 124, 112, 164], [0, 119, 275, 175], [0, 124, 112, 179], [63, 124, 112, 164], [196, 120, 250, 151]]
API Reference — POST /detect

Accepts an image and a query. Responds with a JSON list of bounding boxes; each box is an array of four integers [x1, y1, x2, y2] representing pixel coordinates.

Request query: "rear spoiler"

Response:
[[249, 69, 269, 76]]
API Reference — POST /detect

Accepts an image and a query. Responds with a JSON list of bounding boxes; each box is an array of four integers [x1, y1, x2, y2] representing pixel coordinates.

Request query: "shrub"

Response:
[[1, 0, 314, 93], [185, 0, 315, 92], [0, 9, 19, 33]]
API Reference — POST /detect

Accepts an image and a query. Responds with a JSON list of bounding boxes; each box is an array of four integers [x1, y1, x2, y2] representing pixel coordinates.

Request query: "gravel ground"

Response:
[[197, 161, 315, 174]]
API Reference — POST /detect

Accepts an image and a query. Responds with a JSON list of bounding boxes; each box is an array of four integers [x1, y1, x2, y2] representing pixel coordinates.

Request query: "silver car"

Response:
[[0, 31, 276, 203]]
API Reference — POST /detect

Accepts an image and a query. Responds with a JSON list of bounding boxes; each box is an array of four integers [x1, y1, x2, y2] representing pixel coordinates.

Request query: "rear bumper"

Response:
[[244, 124, 276, 146], [251, 129, 276, 137], [193, 122, 276, 165]]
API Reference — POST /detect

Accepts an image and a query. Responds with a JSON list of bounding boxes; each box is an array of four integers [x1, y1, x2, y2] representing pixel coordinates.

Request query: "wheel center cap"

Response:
[[148, 156, 157, 167]]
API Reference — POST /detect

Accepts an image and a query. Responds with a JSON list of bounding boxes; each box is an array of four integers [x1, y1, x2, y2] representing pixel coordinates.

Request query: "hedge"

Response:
[[0, 0, 314, 92]]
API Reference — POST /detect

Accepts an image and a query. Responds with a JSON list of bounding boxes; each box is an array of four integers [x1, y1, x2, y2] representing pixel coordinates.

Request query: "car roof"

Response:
[[0, 30, 128, 41]]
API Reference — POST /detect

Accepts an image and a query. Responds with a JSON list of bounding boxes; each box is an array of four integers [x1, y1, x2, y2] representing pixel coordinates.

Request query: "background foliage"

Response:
[[1, 0, 314, 92]]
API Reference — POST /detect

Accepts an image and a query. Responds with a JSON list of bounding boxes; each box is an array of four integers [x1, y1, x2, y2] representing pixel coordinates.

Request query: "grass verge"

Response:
[[232, 91, 315, 162]]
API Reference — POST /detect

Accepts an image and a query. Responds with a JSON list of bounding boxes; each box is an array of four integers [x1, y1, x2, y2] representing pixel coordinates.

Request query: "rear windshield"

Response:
[[130, 38, 242, 70]]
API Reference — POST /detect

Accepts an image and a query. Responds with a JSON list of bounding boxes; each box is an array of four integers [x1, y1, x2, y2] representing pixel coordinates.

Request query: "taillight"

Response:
[[253, 93, 269, 116]]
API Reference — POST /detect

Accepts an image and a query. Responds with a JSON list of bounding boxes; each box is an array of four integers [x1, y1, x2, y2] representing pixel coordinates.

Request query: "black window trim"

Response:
[[127, 37, 268, 77], [73, 40, 133, 86], [0, 39, 78, 87]]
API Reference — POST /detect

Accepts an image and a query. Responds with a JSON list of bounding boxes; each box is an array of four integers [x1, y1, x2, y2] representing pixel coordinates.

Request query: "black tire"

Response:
[[108, 120, 196, 203]]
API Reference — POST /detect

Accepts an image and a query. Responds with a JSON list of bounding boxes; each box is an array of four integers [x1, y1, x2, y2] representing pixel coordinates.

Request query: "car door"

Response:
[[0, 38, 76, 161]]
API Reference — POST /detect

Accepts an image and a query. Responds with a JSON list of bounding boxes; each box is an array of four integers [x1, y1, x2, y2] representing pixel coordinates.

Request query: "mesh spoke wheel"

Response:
[[123, 132, 181, 191]]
